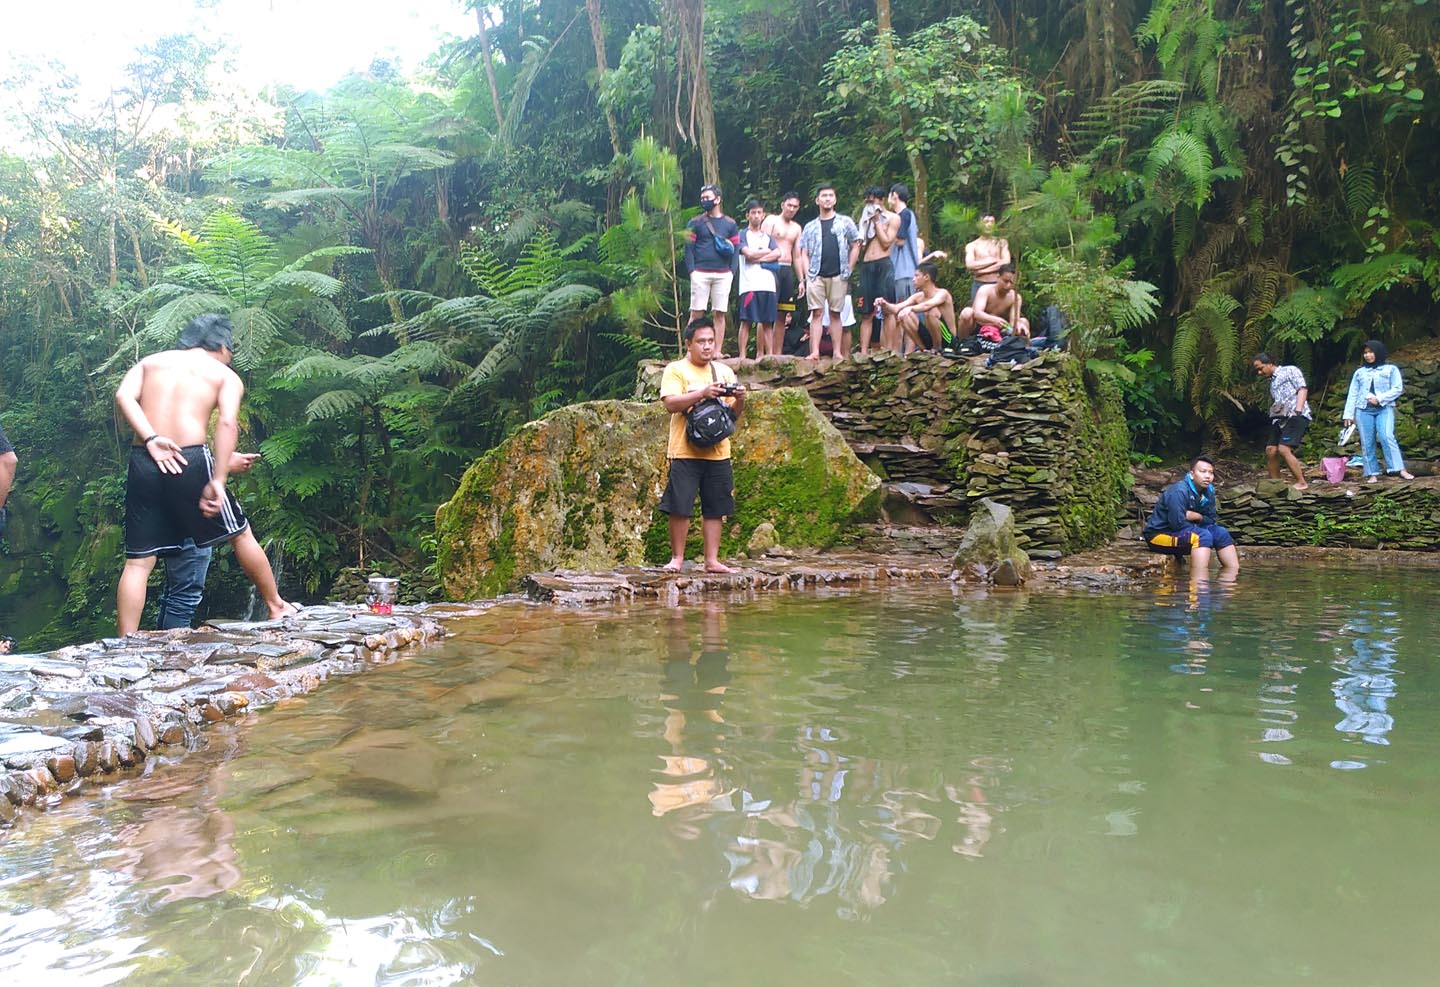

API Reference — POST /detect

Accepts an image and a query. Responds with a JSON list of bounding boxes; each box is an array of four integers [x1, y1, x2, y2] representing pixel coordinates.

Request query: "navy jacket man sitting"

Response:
[[1143, 456, 1239, 574]]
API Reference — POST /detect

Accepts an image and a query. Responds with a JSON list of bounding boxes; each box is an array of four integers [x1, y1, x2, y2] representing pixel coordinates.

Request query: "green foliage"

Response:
[[815, 17, 1034, 196], [598, 137, 689, 349], [1172, 288, 1243, 427], [117, 210, 367, 369], [1330, 252, 1424, 306], [1265, 285, 1344, 345]]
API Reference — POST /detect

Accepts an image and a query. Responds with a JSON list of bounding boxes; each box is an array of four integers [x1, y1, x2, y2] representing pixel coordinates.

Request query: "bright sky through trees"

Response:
[[2, 0, 472, 95]]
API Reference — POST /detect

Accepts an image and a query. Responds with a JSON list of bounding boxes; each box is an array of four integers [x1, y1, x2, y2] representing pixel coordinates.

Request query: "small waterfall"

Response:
[[242, 539, 285, 621]]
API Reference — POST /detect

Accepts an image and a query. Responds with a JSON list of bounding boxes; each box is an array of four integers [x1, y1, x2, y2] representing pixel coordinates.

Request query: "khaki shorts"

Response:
[[806, 275, 849, 313], [690, 270, 733, 312]]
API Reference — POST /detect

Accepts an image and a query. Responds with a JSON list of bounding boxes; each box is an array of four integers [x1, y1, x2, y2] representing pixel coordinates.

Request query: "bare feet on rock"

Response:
[[269, 600, 300, 620], [1293, 481, 1309, 491], [704, 562, 740, 574], [1399, 470, 1416, 480], [661, 559, 684, 573]]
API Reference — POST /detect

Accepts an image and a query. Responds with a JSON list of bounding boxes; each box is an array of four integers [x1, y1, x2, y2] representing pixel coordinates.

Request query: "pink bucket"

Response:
[[1322, 456, 1348, 483]]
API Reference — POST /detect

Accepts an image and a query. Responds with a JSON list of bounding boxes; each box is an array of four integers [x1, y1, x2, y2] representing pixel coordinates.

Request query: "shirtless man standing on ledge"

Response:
[[114, 313, 297, 634]]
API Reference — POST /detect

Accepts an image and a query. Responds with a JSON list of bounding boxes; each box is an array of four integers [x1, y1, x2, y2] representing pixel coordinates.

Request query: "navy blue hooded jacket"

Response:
[[1143, 474, 1217, 537]]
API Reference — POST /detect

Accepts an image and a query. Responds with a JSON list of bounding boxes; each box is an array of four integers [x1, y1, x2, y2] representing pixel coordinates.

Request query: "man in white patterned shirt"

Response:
[[1252, 352, 1311, 491]]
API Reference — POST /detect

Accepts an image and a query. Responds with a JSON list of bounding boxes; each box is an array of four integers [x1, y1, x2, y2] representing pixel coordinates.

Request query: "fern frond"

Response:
[[1144, 129, 1215, 211], [1330, 252, 1422, 306], [305, 389, 366, 422], [258, 428, 308, 466], [1340, 165, 1378, 218], [280, 245, 372, 273], [266, 270, 346, 299], [230, 307, 288, 369], [1072, 80, 1184, 150], [1265, 285, 1342, 345]]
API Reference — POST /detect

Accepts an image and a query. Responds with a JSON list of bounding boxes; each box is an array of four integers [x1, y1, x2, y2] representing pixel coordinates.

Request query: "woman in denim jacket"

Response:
[[1343, 339, 1415, 483]]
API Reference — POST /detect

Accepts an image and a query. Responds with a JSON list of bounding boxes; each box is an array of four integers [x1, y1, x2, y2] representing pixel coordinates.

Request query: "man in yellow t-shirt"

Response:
[[659, 317, 746, 573]]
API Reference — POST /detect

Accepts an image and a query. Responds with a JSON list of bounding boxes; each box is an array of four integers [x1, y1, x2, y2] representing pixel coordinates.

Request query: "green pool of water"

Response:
[[3, 569, 1438, 985]]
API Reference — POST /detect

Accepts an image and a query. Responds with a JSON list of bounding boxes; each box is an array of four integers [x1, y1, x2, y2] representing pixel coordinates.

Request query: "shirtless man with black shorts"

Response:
[[762, 191, 803, 351], [114, 313, 297, 634], [964, 214, 1010, 302], [856, 185, 899, 354]]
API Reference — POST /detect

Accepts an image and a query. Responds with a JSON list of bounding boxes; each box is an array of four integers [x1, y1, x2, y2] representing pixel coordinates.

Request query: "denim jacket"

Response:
[[1343, 363, 1404, 418]]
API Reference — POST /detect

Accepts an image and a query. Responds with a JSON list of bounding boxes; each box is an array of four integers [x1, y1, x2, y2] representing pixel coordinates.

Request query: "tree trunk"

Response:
[[585, 0, 624, 160], [475, 6, 506, 131], [875, 0, 930, 241], [666, 0, 720, 183], [123, 219, 148, 289], [107, 214, 119, 289]]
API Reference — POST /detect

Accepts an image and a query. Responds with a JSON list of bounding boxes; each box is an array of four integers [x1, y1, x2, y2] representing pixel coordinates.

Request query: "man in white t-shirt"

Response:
[[736, 199, 781, 359], [658, 318, 746, 573]]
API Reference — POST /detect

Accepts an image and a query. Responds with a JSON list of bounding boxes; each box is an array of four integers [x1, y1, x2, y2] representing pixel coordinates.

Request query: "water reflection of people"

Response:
[[1150, 571, 1235, 675], [1331, 609, 1399, 754], [649, 605, 735, 829]]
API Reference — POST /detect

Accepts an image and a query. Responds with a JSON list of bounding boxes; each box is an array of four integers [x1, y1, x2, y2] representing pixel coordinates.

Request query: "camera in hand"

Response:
[[716, 383, 741, 396]]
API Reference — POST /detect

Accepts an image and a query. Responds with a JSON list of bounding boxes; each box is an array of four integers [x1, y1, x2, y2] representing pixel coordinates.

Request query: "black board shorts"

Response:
[[1266, 415, 1309, 449], [658, 457, 735, 519], [856, 257, 896, 316], [125, 445, 249, 557]]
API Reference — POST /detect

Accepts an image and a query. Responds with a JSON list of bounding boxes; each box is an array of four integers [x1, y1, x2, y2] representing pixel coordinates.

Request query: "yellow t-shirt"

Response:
[[661, 357, 739, 460]]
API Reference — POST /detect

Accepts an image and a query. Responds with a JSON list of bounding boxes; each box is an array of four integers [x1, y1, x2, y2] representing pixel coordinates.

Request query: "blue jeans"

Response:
[[157, 542, 213, 629], [1357, 405, 1405, 476]]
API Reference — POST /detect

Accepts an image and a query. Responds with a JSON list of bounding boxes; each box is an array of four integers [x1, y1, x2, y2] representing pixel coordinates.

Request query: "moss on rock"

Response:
[[435, 388, 880, 599]]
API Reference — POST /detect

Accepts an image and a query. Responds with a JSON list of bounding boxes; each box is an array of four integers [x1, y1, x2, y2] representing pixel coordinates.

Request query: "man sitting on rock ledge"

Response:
[[114, 314, 298, 634], [1142, 456, 1239, 576], [658, 317, 745, 574]]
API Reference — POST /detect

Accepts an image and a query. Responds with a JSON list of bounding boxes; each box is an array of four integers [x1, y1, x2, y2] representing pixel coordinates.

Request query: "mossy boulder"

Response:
[[951, 498, 1032, 584], [434, 388, 881, 599]]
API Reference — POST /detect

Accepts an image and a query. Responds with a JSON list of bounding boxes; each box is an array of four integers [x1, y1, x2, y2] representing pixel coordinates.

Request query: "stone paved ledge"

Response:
[[519, 545, 1186, 607], [522, 553, 953, 606], [0, 606, 444, 829]]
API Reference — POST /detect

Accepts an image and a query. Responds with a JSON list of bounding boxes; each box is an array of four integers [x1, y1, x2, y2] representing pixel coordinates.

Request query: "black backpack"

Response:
[[985, 334, 1038, 367], [685, 364, 737, 448]]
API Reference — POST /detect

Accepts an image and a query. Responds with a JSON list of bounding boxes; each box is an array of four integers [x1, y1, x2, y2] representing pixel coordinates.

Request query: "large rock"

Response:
[[434, 388, 881, 599], [951, 499, 1032, 584]]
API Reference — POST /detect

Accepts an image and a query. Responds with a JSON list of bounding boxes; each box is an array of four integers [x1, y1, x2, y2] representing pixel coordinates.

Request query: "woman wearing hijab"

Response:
[[1343, 339, 1415, 483]]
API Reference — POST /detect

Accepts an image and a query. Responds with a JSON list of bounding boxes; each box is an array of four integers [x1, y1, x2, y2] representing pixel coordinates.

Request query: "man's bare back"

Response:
[[125, 350, 241, 447]]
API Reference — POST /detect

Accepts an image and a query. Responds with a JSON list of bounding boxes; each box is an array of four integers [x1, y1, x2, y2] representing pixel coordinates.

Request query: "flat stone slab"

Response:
[[0, 606, 445, 829]]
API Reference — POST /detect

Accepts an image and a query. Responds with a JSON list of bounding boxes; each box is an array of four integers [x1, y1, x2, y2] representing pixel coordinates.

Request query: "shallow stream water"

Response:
[[2, 568, 1438, 985]]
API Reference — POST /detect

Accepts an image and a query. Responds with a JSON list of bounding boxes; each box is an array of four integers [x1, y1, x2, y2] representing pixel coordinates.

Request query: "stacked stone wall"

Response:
[[1216, 479, 1440, 550]]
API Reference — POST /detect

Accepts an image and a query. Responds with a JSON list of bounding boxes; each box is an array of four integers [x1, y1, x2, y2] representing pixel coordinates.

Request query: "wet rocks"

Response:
[[0, 605, 444, 828], [522, 554, 953, 606]]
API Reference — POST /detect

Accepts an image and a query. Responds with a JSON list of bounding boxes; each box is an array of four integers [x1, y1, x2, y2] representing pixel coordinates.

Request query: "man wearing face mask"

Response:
[[685, 183, 741, 356]]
